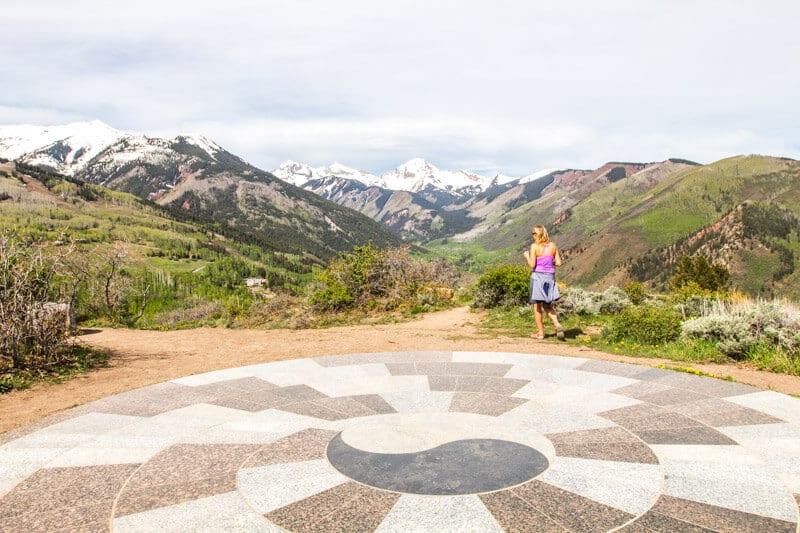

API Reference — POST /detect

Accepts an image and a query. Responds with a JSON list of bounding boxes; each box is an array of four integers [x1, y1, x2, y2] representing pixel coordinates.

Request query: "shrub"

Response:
[[681, 315, 754, 359], [0, 232, 75, 372], [623, 281, 647, 305], [605, 304, 682, 345], [673, 290, 717, 319], [598, 286, 630, 314], [681, 298, 800, 360], [310, 244, 457, 311], [472, 264, 530, 309], [308, 282, 354, 311], [557, 287, 600, 315]]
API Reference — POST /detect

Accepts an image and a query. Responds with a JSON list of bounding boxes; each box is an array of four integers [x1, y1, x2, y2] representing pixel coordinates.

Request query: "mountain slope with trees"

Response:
[[503, 155, 800, 298]]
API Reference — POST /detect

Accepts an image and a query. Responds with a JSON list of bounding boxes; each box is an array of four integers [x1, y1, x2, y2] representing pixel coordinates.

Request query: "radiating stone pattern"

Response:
[[0, 351, 798, 532]]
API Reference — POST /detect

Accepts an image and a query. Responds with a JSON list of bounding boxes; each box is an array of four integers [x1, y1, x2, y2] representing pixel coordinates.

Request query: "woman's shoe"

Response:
[[532, 332, 545, 339], [556, 326, 565, 340]]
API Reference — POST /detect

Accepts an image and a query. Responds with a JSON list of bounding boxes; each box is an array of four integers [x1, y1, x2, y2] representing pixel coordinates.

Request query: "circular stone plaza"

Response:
[[1, 351, 800, 532]]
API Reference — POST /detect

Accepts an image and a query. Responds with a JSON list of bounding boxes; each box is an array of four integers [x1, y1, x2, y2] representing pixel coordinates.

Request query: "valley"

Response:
[[2, 122, 800, 300]]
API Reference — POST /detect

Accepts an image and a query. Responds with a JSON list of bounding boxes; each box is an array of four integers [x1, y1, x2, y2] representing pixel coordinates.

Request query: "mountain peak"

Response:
[[396, 158, 437, 173]]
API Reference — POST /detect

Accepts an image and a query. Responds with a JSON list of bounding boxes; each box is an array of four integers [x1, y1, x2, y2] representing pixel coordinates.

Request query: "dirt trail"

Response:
[[2, 306, 798, 434]]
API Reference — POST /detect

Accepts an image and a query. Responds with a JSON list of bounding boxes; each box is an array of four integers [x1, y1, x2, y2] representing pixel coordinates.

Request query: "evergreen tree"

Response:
[[671, 254, 729, 292]]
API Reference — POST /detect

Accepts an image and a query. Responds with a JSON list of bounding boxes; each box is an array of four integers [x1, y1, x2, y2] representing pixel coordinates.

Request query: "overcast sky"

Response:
[[1, 1, 798, 176]]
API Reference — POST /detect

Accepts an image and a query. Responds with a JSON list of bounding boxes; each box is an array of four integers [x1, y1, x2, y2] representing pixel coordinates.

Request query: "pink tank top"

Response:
[[534, 244, 556, 273]]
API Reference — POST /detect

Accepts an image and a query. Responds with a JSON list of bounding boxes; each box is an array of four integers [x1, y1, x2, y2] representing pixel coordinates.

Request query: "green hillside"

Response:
[[0, 161, 323, 326], [467, 155, 800, 298]]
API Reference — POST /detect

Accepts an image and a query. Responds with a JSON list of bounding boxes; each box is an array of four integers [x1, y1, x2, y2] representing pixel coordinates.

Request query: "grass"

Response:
[[623, 209, 710, 246], [476, 305, 800, 376], [0, 344, 110, 394]]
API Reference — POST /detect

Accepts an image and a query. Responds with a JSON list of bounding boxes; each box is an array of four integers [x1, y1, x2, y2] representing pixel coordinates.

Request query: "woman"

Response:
[[523, 225, 564, 340]]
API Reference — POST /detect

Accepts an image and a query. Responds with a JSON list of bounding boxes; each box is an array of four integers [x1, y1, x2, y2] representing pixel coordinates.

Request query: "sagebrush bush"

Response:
[[673, 292, 716, 319], [472, 264, 530, 309], [599, 287, 630, 314], [557, 287, 600, 315], [605, 304, 682, 345], [557, 286, 632, 316], [682, 299, 800, 359]]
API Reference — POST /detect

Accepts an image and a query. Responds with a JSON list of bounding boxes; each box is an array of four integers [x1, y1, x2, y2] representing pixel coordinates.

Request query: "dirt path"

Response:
[[2, 306, 798, 434]]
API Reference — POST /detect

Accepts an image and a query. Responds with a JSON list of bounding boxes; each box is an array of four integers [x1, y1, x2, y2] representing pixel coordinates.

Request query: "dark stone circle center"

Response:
[[326, 433, 549, 495]]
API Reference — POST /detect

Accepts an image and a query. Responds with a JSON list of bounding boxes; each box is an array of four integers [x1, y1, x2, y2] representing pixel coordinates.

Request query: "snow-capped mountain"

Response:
[[0, 120, 223, 179], [377, 158, 486, 193], [272, 157, 559, 196], [0, 120, 399, 256], [0, 120, 574, 242], [272, 160, 379, 188]]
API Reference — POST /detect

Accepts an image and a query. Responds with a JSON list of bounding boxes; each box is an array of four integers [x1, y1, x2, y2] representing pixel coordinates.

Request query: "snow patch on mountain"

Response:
[[0, 121, 222, 176], [519, 168, 562, 184], [271, 160, 324, 187], [0, 120, 126, 174], [272, 157, 561, 195], [179, 135, 223, 158]]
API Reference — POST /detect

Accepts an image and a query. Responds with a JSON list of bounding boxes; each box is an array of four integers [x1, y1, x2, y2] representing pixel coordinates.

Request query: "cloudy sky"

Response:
[[1, 1, 798, 175]]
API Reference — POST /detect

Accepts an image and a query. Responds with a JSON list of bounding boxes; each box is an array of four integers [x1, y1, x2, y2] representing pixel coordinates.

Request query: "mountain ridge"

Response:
[[4, 121, 800, 298], [0, 121, 401, 261]]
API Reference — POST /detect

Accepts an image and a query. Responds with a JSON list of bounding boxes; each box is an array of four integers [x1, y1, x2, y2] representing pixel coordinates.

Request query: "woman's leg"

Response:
[[533, 302, 545, 337], [544, 303, 564, 339]]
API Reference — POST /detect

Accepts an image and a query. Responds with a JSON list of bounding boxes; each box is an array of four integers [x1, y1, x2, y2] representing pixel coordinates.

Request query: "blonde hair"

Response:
[[532, 225, 550, 244]]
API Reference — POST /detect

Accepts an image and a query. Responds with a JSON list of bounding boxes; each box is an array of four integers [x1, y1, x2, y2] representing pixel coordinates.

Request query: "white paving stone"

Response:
[[650, 444, 762, 465], [452, 351, 514, 365], [502, 402, 616, 434], [0, 447, 68, 479], [0, 477, 23, 498], [36, 412, 143, 436], [562, 390, 642, 414], [112, 412, 219, 441], [113, 491, 278, 533], [0, 431, 95, 451], [319, 374, 430, 398], [504, 356, 589, 381], [661, 460, 797, 521], [534, 368, 640, 392], [380, 390, 453, 414], [227, 409, 343, 436], [512, 380, 641, 413], [246, 359, 332, 387], [455, 351, 586, 369], [726, 391, 800, 423], [180, 426, 289, 445], [721, 421, 800, 442], [269, 363, 392, 397], [512, 379, 592, 403], [376, 494, 503, 533], [538, 456, 662, 515], [435, 495, 504, 532], [716, 423, 800, 494], [167, 403, 264, 424], [375, 495, 440, 533], [237, 459, 349, 514], [41, 434, 165, 466], [46, 445, 160, 467]]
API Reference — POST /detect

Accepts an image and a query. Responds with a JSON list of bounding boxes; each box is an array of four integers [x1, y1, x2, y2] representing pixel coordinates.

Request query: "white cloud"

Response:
[[1, 0, 799, 173]]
